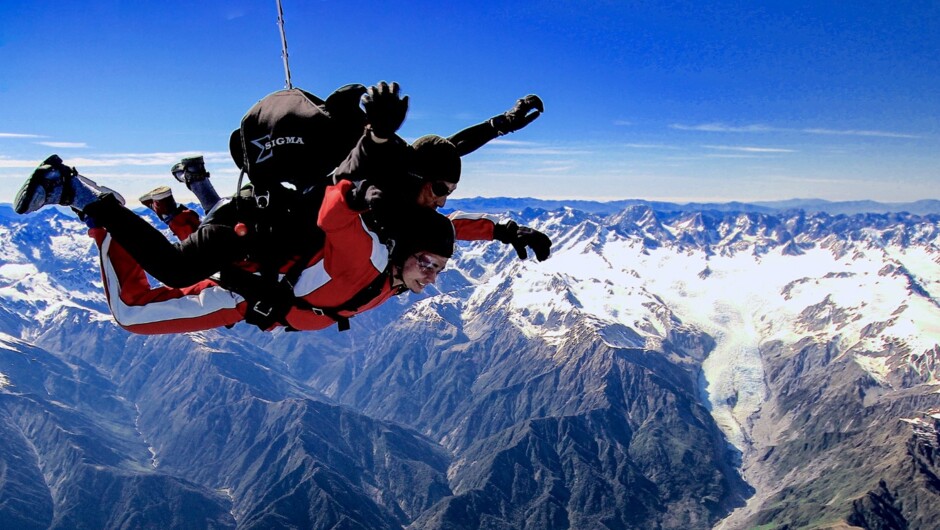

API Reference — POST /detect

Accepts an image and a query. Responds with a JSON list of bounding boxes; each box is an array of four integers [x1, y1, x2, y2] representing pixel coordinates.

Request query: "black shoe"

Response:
[[14, 155, 76, 214], [139, 185, 181, 221], [171, 156, 210, 185]]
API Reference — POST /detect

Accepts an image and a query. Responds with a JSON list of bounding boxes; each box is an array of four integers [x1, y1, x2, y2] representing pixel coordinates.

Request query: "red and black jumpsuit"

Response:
[[92, 180, 500, 334]]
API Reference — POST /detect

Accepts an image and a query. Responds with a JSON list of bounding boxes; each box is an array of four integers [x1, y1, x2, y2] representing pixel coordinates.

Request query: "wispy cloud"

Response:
[[69, 151, 230, 167], [765, 174, 869, 186], [489, 139, 540, 147], [613, 120, 633, 126], [703, 145, 796, 153], [538, 164, 577, 173], [499, 147, 594, 156], [624, 143, 681, 149], [488, 140, 592, 156], [801, 128, 920, 139], [38, 141, 88, 148], [0, 158, 41, 168], [671, 123, 775, 133], [0, 133, 43, 139], [534, 159, 579, 173], [704, 154, 765, 159], [0, 151, 230, 169], [671, 122, 921, 139]]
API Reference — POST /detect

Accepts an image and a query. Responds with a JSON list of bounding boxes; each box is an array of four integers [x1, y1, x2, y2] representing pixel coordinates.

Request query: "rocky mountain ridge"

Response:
[[1, 202, 938, 529], [448, 197, 940, 216]]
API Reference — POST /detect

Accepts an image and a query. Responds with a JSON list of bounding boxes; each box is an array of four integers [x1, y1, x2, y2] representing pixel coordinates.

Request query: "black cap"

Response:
[[389, 206, 455, 261], [228, 129, 244, 169], [410, 135, 461, 183]]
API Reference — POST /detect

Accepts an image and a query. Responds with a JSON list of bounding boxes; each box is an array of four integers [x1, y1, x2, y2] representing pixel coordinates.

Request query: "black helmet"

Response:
[[410, 135, 461, 183], [388, 206, 455, 262]]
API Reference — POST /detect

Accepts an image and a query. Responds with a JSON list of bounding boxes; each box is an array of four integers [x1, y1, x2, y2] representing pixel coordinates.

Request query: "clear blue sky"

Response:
[[1, 0, 938, 204]]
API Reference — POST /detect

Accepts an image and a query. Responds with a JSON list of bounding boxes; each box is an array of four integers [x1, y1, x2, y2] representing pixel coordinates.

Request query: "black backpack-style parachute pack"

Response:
[[218, 84, 368, 273], [229, 84, 367, 200]]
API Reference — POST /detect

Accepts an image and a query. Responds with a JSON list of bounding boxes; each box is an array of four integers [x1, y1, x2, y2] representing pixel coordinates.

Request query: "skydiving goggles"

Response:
[[406, 169, 456, 198], [414, 253, 445, 273], [430, 180, 456, 197]]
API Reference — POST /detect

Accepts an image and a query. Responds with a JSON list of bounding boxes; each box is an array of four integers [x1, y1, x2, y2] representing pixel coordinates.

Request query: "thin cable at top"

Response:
[[276, 0, 292, 89]]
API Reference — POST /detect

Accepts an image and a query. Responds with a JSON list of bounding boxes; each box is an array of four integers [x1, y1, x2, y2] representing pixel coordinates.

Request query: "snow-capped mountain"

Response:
[[445, 204, 940, 529], [473, 205, 940, 453], [1, 201, 938, 529]]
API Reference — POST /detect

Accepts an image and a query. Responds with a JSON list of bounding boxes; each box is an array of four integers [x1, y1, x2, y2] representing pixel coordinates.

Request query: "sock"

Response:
[[69, 176, 101, 211], [188, 178, 222, 212]]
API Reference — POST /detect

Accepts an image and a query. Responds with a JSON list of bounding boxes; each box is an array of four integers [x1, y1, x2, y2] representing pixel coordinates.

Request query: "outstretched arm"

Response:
[[450, 212, 552, 262], [492, 219, 552, 261], [448, 95, 544, 156]]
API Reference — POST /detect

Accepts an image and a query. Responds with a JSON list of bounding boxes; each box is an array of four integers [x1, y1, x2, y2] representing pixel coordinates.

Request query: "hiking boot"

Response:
[[15, 155, 125, 215], [14, 155, 76, 214], [139, 185, 182, 221], [171, 156, 210, 186]]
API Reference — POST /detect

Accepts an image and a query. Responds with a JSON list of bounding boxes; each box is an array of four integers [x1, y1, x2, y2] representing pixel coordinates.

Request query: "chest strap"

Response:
[[289, 268, 402, 332]]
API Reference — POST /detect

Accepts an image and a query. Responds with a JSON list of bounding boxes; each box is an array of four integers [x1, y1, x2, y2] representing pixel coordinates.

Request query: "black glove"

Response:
[[489, 95, 544, 136], [493, 220, 552, 261], [361, 81, 409, 139], [348, 180, 385, 211], [243, 281, 296, 331], [363, 185, 384, 210]]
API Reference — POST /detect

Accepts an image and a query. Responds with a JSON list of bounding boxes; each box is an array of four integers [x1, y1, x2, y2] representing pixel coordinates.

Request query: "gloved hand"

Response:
[[363, 185, 384, 209], [348, 180, 385, 211], [243, 281, 296, 331], [489, 95, 544, 136], [493, 220, 552, 261], [361, 81, 409, 139]]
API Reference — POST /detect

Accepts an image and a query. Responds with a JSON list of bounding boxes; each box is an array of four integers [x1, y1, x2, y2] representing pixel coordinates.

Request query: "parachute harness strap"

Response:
[[235, 126, 251, 221], [276, 0, 293, 90]]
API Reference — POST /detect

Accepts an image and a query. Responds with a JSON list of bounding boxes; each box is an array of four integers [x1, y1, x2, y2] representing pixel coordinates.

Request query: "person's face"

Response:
[[400, 252, 449, 293], [416, 180, 457, 209]]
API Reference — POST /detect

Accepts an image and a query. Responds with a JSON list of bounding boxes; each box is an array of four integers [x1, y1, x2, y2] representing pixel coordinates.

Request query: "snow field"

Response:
[[466, 230, 940, 454]]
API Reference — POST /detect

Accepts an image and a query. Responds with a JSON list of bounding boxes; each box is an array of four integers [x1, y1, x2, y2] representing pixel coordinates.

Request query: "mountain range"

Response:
[[0, 199, 938, 529], [447, 197, 940, 216]]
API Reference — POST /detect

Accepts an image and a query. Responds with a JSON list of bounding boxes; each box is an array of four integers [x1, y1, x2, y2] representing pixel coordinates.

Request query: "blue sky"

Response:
[[1, 0, 938, 205]]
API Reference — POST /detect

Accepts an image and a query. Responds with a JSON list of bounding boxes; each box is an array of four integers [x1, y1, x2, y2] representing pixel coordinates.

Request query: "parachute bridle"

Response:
[[236, 0, 294, 199], [276, 0, 292, 90]]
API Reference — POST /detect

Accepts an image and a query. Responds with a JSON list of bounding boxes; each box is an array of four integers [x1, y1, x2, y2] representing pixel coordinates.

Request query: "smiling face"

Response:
[[415, 180, 457, 209], [399, 251, 449, 293]]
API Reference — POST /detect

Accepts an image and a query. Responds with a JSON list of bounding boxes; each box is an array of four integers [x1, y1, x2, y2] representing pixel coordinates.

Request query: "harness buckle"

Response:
[[255, 188, 271, 209], [251, 301, 274, 318]]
